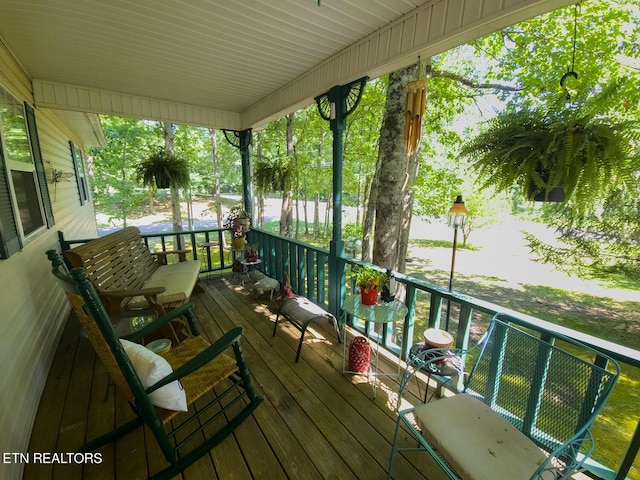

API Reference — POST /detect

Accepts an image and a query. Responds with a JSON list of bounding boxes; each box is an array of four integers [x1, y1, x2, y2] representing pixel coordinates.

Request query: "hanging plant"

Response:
[[136, 148, 190, 189], [460, 82, 638, 204], [254, 157, 292, 192]]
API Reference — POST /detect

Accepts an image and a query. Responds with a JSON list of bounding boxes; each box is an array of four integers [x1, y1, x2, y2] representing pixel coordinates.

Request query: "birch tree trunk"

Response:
[[209, 128, 225, 246], [163, 122, 183, 244], [371, 64, 418, 270], [280, 113, 294, 236], [362, 162, 379, 263], [397, 150, 421, 273], [255, 132, 265, 229]]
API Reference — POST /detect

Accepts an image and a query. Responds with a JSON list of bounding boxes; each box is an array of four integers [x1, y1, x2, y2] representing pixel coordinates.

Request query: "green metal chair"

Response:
[[388, 313, 620, 480], [63, 265, 263, 480]]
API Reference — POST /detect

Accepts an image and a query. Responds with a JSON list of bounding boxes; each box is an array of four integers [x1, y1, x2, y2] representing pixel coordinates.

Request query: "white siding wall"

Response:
[[0, 45, 98, 480]]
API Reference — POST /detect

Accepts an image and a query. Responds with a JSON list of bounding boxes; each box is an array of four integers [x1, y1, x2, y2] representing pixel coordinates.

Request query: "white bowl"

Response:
[[146, 338, 172, 355]]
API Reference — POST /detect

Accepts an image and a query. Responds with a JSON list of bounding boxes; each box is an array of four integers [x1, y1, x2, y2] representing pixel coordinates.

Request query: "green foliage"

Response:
[[413, 163, 462, 219], [459, 187, 510, 245], [225, 204, 249, 221], [460, 82, 639, 205], [136, 147, 190, 189], [526, 187, 640, 282], [342, 222, 363, 241], [254, 155, 292, 192], [352, 265, 387, 291], [88, 116, 157, 224], [245, 243, 258, 254]]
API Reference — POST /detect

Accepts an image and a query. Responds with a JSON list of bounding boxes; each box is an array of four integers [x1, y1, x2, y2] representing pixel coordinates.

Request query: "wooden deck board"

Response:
[[24, 275, 431, 480]]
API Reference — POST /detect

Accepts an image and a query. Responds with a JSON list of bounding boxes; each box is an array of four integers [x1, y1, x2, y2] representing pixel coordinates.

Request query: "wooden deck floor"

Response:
[[24, 275, 440, 480]]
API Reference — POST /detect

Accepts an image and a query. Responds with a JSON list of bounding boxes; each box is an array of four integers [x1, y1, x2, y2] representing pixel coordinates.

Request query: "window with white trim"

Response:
[[0, 86, 53, 258]]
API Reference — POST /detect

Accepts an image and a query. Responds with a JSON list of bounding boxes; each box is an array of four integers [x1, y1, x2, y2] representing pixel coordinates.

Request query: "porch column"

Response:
[[314, 77, 367, 317], [223, 129, 254, 218]]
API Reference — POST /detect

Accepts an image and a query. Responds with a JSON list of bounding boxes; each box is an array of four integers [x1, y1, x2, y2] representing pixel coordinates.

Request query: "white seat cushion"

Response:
[[128, 260, 201, 309], [413, 394, 550, 480]]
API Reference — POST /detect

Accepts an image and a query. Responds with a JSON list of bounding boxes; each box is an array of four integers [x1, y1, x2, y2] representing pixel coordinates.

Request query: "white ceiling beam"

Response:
[[33, 80, 241, 131]]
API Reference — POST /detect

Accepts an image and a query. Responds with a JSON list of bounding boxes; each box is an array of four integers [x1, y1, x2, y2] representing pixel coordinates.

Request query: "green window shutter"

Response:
[[0, 140, 21, 258], [69, 141, 87, 205], [24, 102, 54, 227]]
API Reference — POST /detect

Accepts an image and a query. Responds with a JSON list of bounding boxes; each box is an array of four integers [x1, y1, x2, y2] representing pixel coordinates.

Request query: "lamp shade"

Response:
[[448, 195, 468, 228]]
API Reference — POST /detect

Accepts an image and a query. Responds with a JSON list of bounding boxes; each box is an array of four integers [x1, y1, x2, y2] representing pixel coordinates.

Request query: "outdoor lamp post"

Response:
[[445, 195, 468, 330]]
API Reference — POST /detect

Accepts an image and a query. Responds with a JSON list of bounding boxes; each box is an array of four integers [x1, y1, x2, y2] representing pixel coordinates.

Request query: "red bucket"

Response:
[[349, 336, 370, 373]]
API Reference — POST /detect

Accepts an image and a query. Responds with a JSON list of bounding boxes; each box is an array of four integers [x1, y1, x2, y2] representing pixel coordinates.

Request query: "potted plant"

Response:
[[230, 227, 247, 250], [460, 83, 637, 204], [244, 243, 259, 263], [353, 266, 388, 305], [225, 205, 251, 250], [136, 148, 190, 189], [225, 205, 251, 231]]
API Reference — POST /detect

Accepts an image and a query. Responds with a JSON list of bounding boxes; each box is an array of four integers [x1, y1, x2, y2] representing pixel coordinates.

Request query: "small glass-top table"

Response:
[[342, 294, 408, 398]]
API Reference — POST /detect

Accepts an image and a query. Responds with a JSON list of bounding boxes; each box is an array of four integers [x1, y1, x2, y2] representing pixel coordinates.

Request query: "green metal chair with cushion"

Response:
[[388, 313, 620, 480], [66, 266, 263, 480]]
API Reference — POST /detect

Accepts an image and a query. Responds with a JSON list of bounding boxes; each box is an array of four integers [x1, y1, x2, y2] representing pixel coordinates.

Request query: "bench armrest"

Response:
[[153, 250, 191, 265], [533, 428, 595, 479], [127, 302, 196, 343], [101, 286, 167, 316], [101, 287, 166, 298]]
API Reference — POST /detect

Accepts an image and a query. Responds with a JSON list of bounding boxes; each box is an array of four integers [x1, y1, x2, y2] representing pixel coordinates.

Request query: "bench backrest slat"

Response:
[[63, 226, 158, 294]]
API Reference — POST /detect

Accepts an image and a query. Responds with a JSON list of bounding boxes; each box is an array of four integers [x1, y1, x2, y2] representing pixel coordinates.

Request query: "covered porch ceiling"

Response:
[[0, 0, 572, 144]]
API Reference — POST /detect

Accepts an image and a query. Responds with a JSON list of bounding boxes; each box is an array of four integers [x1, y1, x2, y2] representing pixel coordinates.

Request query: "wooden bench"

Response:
[[61, 226, 201, 319]]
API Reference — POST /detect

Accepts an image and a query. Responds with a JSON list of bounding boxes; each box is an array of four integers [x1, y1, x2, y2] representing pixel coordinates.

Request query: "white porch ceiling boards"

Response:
[[0, 0, 572, 131]]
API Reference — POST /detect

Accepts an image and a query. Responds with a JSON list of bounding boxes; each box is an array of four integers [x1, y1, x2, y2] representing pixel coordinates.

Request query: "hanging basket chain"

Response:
[[560, 1, 581, 100]]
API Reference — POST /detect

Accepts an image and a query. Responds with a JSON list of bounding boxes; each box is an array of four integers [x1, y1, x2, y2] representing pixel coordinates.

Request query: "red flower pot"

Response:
[[360, 287, 378, 306], [244, 251, 258, 263]]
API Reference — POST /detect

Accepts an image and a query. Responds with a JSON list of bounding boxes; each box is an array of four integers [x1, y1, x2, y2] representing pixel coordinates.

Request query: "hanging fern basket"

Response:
[[527, 182, 566, 202], [137, 148, 190, 190], [460, 87, 638, 206], [526, 163, 565, 202]]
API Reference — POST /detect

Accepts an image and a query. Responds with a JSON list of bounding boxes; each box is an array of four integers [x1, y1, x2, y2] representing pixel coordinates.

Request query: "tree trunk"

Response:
[[371, 64, 418, 270], [163, 122, 183, 248], [362, 168, 378, 263], [324, 196, 332, 238], [313, 138, 323, 237], [280, 113, 294, 236], [255, 132, 265, 229], [209, 128, 225, 246], [397, 150, 421, 274]]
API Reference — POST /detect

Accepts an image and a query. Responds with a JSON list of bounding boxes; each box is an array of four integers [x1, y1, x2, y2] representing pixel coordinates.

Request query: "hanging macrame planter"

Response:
[[404, 79, 427, 156]]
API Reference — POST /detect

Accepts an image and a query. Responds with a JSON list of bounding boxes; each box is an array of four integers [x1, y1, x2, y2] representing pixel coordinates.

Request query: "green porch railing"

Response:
[[58, 226, 640, 480]]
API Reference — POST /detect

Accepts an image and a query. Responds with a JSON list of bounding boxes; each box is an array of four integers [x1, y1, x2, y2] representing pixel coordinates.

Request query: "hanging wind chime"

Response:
[[404, 60, 427, 156]]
